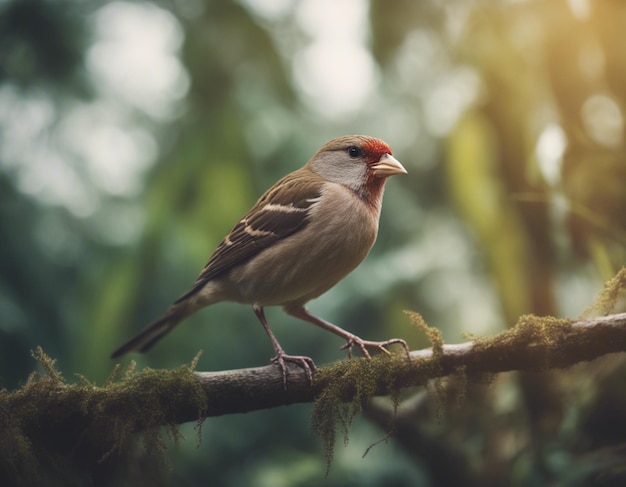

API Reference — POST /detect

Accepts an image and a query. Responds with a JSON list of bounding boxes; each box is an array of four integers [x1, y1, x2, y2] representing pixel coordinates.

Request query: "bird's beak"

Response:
[[371, 153, 407, 178]]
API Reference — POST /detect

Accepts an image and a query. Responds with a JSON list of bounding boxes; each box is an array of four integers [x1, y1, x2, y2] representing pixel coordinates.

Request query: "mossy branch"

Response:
[[26, 314, 626, 423], [13, 313, 626, 424], [3, 312, 626, 483], [177, 311, 623, 414]]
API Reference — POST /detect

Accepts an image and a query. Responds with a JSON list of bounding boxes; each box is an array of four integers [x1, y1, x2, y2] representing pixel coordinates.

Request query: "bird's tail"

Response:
[[110, 305, 190, 359]]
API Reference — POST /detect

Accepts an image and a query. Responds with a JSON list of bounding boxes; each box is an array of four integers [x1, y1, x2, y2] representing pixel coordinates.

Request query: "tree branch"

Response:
[[8, 313, 626, 436], [77, 312, 626, 426], [4, 312, 626, 484], [176, 312, 626, 420]]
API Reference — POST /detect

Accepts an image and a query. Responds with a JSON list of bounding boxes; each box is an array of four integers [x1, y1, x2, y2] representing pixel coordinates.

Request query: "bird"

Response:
[[111, 135, 410, 387]]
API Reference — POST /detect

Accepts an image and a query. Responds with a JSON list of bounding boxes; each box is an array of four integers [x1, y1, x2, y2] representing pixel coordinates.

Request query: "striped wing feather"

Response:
[[175, 169, 323, 303]]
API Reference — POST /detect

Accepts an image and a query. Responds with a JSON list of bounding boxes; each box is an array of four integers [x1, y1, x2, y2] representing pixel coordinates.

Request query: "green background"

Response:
[[1, 1, 625, 485]]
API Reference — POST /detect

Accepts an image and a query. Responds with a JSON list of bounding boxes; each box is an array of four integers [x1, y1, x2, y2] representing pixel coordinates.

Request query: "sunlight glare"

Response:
[[536, 123, 567, 186], [87, 2, 189, 120], [293, 0, 376, 117], [581, 94, 624, 148]]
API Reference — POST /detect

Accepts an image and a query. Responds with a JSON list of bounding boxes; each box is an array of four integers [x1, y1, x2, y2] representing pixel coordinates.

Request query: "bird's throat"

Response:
[[358, 174, 386, 210]]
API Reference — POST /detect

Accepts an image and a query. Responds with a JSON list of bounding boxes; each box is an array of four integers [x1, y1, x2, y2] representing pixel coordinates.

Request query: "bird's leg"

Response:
[[285, 306, 411, 361], [253, 305, 316, 389]]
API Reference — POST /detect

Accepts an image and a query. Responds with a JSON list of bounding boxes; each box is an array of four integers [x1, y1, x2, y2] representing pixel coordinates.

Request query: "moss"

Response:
[[582, 266, 626, 317], [311, 354, 405, 473], [311, 311, 447, 472], [405, 310, 449, 417], [0, 348, 207, 486], [405, 310, 444, 358], [471, 314, 574, 373]]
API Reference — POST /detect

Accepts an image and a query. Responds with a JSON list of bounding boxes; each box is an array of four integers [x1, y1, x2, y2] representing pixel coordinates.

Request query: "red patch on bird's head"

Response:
[[359, 138, 393, 207], [363, 138, 392, 163]]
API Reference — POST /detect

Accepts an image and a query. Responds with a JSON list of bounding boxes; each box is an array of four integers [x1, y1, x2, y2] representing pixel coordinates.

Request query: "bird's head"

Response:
[[306, 135, 407, 204]]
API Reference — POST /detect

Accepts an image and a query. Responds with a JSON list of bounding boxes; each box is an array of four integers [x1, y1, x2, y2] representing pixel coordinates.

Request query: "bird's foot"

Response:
[[271, 352, 316, 389], [340, 335, 411, 361]]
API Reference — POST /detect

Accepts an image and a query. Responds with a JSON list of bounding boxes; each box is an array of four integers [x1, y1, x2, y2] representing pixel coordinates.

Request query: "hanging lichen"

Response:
[[310, 311, 449, 473], [0, 348, 206, 486]]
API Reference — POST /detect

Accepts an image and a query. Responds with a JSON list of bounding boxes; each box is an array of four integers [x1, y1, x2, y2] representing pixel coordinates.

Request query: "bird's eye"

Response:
[[347, 146, 361, 158]]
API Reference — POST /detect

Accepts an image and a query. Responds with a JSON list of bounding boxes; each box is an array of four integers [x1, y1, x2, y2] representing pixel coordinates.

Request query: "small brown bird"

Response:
[[111, 135, 409, 386]]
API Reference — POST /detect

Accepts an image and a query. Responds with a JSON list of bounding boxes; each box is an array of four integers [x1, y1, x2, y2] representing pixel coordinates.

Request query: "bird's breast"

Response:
[[226, 183, 380, 306]]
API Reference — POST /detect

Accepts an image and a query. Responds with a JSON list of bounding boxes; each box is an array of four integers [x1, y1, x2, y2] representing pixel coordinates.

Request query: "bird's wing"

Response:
[[174, 170, 323, 303]]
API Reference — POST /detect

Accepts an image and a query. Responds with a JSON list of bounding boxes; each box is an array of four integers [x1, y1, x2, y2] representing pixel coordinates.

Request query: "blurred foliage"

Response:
[[1, 0, 625, 485]]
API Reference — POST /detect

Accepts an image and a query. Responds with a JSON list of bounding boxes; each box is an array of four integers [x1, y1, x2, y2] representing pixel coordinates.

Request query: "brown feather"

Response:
[[175, 168, 324, 303]]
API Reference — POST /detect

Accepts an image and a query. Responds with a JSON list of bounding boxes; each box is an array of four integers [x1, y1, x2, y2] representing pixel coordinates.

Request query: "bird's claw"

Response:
[[340, 336, 411, 361], [271, 353, 316, 389]]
